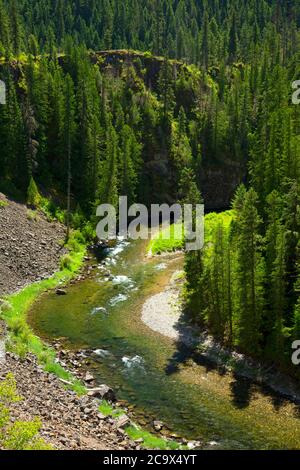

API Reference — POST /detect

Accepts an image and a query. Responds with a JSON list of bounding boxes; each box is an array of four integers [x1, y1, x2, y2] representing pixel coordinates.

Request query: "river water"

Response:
[[29, 239, 300, 449]]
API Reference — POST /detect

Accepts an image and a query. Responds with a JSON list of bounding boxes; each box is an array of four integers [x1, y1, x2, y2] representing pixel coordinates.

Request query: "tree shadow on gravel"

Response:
[[165, 312, 300, 412], [164, 311, 226, 376]]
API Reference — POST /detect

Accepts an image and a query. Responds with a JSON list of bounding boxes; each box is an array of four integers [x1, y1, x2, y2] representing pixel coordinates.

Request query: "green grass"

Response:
[[99, 401, 185, 450], [0, 200, 8, 208], [99, 400, 125, 419], [149, 222, 184, 255], [148, 211, 235, 256], [26, 209, 40, 221], [0, 231, 87, 395], [126, 425, 185, 450]]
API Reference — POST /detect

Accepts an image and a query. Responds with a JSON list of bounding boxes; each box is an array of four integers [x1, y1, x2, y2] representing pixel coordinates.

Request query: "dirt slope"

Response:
[[0, 193, 66, 296]]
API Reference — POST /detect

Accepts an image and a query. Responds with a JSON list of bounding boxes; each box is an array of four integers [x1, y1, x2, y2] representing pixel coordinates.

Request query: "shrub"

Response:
[[0, 374, 52, 450], [65, 230, 85, 253], [27, 178, 41, 208], [8, 317, 26, 337], [26, 209, 39, 222], [0, 179, 23, 201], [0, 300, 12, 313], [81, 222, 95, 241], [60, 254, 73, 271]]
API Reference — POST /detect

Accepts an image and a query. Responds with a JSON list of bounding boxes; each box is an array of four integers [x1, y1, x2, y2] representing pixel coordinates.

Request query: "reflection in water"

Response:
[[109, 294, 128, 306], [91, 307, 108, 316], [29, 239, 300, 450], [94, 349, 111, 358], [122, 355, 145, 370]]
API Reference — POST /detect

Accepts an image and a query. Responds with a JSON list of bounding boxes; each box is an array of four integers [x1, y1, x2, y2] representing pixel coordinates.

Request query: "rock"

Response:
[[115, 415, 130, 429], [88, 385, 116, 402], [84, 372, 95, 383], [56, 289, 67, 296], [209, 440, 218, 447], [134, 438, 144, 444], [187, 441, 197, 450], [153, 420, 164, 432]]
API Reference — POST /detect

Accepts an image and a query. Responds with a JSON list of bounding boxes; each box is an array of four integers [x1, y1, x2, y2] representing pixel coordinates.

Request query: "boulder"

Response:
[[84, 372, 94, 383], [153, 420, 164, 432], [87, 384, 116, 402], [134, 438, 144, 444], [56, 289, 67, 296], [115, 414, 130, 429]]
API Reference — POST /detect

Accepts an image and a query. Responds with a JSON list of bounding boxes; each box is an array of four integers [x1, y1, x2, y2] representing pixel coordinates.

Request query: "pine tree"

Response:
[[228, 13, 237, 63], [98, 118, 119, 209], [233, 188, 264, 354], [9, 0, 22, 56], [181, 168, 204, 322], [201, 10, 209, 70], [63, 74, 76, 240]]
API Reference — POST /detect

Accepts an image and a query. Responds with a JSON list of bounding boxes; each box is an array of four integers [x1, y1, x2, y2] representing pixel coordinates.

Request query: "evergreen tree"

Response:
[[232, 188, 264, 355], [63, 74, 76, 240]]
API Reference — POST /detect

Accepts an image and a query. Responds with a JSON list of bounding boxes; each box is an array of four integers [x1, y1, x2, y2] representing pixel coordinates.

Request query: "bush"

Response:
[[60, 254, 73, 271], [26, 209, 39, 222], [0, 179, 23, 201], [66, 230, 85, 252], [0, 374, 52, 450], [0, 300, 12, 313], [81, 222, 95, 241], [8, 317, 26, 337], [27, 178, 41, 208]]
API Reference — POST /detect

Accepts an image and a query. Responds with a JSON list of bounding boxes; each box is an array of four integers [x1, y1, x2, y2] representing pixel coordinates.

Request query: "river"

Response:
[[28, 238, 300, 450]]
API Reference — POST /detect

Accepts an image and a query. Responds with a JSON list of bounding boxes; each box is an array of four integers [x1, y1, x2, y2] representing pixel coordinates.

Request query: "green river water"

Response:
[[29, 238, 300, 450]]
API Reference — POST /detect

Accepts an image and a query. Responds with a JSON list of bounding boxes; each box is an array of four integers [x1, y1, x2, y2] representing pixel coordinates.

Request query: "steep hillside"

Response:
[[0, 193, 66, 295], [0, 50, 246, 212]]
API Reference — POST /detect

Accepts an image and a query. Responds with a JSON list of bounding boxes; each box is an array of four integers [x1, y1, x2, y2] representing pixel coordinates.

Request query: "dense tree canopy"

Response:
[[0, 1, 299, 65], [0, 0, 300, 372]]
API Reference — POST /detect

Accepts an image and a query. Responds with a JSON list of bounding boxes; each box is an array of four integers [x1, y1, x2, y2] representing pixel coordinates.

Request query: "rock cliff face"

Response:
[[92, 50, 184, 91], [200, 161, 246, 211]]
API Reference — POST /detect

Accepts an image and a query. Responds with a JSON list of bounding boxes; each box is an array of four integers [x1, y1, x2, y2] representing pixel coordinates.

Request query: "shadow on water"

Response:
[[165, 310, 226, 376], [165, 309, 300, 413]]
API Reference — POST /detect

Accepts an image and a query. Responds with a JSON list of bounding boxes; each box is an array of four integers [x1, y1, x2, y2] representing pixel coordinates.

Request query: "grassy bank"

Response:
[[99, 401, 186, 450], [149, 222, 184, 255], [148, 211, 235, 256], [0, 231, 87, 395]]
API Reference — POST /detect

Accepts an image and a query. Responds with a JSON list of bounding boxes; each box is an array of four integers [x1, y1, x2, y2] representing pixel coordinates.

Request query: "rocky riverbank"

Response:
[[142, 269, 300, 405], [0, 353, 136, 450], [0, 194, 137, 450]]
